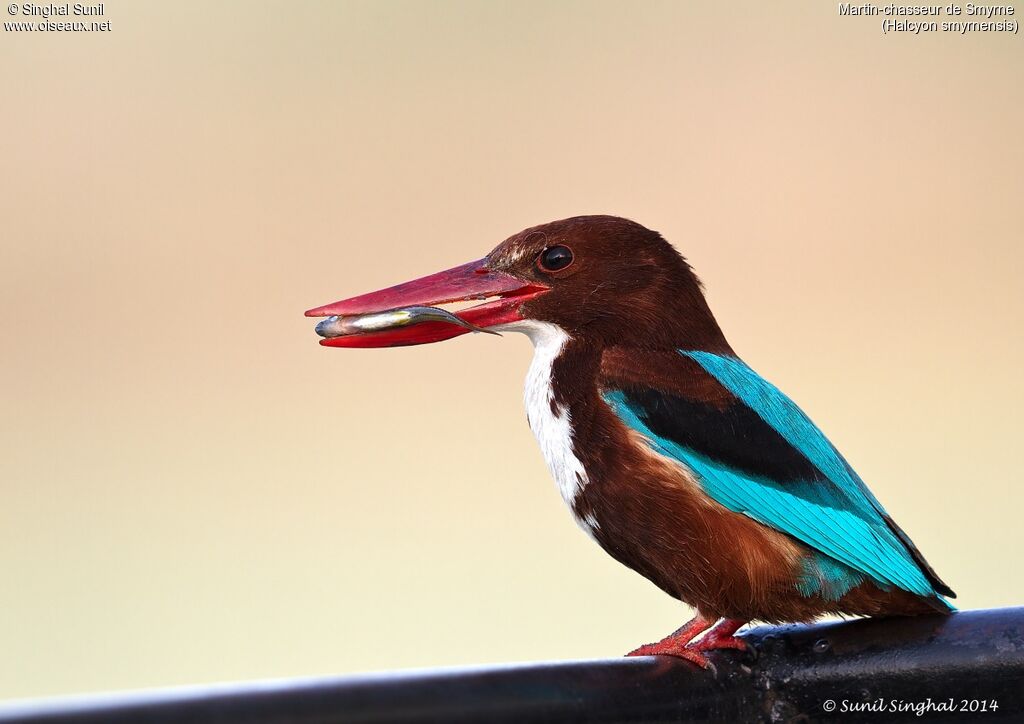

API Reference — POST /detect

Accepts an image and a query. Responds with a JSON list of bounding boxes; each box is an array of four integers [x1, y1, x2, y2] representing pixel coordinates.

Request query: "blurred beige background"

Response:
[[1, 0, 1021, 700]]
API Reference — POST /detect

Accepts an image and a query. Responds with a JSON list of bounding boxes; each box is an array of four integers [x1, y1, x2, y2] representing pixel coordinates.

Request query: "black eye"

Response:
[[538, 245, 574, 272]]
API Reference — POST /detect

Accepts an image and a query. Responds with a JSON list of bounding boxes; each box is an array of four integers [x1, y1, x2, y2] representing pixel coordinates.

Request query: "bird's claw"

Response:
[[626, 616, 750, 673], [626, 633, 751, 673], [626, 641, 719, 672], [626, 642, 663, 657], [687, 634, 752, 656]]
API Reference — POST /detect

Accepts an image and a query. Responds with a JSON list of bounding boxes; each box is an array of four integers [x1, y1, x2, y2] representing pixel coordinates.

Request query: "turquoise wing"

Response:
[[601, 350, 954, 604]]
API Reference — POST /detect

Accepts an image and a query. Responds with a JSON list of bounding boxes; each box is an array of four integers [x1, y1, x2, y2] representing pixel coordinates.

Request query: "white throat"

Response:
[[494, 320, 596, 535]]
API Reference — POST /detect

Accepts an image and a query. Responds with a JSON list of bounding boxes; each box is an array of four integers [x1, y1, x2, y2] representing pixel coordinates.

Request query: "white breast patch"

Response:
[[495, 320, 597, 537]]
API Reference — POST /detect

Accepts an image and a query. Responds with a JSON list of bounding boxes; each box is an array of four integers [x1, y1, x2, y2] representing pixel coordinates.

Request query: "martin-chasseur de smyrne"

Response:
[[305, 215, 955, 668]]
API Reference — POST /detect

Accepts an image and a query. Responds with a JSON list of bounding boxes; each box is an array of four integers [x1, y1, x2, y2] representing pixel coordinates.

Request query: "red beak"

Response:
[[304, 258, 547, 348]]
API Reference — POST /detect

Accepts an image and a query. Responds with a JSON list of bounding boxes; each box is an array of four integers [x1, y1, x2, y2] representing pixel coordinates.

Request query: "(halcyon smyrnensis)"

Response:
[[306, 216, 955, 668]]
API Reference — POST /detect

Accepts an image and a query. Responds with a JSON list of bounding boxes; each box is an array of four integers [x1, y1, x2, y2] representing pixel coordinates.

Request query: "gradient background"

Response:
[[1, 0, 1021, 700]]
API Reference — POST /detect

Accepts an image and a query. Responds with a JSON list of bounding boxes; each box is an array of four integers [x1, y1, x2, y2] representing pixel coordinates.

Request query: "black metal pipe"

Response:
[[2, 607, 1022, 723]]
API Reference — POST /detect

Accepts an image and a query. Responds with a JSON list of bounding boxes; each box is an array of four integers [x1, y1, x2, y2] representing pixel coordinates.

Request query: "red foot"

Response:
[[681, 620, 751, 670], [627, 618, 750, 672], [626, 614, 711, 657]]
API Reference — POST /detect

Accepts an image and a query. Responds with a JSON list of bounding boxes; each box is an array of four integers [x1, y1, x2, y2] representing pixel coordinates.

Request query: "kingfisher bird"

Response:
[[305, 215, 955, 668]]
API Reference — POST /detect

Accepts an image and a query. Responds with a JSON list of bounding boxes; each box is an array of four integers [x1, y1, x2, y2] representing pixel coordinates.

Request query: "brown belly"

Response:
[[573, 432, 801, 618]]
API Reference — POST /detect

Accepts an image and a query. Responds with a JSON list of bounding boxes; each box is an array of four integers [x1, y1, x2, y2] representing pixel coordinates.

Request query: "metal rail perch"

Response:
[[2, 607, 1021, 724]]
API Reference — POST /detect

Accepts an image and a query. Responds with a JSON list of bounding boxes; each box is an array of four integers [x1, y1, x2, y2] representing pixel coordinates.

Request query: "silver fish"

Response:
[[315, 305, 500, 339]]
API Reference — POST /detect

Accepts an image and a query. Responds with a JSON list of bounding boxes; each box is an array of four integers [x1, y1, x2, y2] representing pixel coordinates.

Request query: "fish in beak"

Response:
[[304, 258, 548, 348]]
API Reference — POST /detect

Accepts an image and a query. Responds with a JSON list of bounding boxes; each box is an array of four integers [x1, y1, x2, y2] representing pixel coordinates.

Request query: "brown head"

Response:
[[306, 215, 731, 353]]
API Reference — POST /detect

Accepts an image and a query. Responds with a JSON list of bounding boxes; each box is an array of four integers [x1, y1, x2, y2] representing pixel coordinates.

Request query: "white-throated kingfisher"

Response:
[[305, 216, 955, 668]]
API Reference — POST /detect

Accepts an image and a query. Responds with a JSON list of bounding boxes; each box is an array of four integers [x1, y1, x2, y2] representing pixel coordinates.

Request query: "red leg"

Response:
[[628, 617, 751, 672], [626, 613, 713, 657], [680, 618, 750, 670]]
